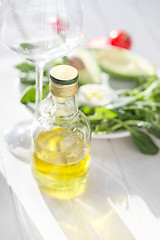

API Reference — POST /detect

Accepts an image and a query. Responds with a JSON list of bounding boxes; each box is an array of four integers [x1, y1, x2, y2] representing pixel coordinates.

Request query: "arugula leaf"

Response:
[[146, 125, 160, 139], [136, 121, 160, 139], [21, 84, 49, 104], [20, 43, 37, 51], [43, 84, 49, 99], [88, 107, 117, 121], [20, 72, 49, 86], [20, 72, 36, 85], [16, 62, 49, 77], [15, 62, 35, 72], [129, 127, 159, 155], [21, 86, 36, 104], [79, 106, 95, 116]]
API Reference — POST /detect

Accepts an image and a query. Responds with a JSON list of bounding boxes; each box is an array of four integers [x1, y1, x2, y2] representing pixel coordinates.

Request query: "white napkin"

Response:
[[0, 144, 67, 240]]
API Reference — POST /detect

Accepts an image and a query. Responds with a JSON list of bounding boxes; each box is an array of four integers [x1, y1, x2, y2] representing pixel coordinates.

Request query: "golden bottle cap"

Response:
[[49, 65, 79, 98]]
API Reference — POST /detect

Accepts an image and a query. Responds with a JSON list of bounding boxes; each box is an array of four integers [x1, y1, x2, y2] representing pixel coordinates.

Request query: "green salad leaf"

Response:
[[21, 85, 49, 104], [88, 108, 117, 121], [15, 62, 35, 72], [20, 43, 37, 51], [129, 128, 159, 155], [19, 72, 49, 86]]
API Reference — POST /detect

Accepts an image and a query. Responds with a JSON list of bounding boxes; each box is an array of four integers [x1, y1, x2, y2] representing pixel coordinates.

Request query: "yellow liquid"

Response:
[[32, 127, 90, 197]]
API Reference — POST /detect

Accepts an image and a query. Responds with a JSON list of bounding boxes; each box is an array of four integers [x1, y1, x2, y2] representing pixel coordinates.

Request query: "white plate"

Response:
[[92, 130, 130, 139], [89, 74, 133, 139]]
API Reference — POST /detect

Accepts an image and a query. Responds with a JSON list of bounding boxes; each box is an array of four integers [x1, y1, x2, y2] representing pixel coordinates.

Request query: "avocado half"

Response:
[[95, 48, 156, 80], [68, 48, 102, 85]]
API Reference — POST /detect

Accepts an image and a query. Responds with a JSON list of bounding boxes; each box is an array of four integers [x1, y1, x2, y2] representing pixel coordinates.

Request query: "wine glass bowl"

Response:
[[0, 1, 84, 63]]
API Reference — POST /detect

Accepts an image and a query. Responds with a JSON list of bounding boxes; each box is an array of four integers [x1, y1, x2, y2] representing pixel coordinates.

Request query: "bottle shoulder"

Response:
[[37, 93, 90, 125], [33, 93, 91, 143], [36, 108, 90, 128], [33, 105, 91, 143]]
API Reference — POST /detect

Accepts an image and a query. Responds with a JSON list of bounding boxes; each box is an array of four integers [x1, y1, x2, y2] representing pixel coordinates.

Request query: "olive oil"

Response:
[[32, 127, 90, 192]]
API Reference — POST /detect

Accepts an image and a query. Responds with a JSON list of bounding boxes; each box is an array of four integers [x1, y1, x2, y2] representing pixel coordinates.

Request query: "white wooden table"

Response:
[[1, 0, 160, 239]]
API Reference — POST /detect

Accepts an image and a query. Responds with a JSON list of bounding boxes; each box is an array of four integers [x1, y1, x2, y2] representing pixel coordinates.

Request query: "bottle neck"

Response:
[[53, 95, 78, 119]]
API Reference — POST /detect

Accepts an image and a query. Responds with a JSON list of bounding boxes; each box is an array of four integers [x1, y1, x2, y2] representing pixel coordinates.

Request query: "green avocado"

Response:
[[95, 48, 156, 80], [68, 48, 102, 85]]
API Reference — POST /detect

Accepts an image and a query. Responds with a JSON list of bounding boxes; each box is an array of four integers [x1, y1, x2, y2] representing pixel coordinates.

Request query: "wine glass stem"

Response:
[[35, 62, 45, 115]]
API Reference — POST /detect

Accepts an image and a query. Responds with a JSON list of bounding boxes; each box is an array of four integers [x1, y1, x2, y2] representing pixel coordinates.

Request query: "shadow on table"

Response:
[[40, 137, 160, 239], [40, 140, 136, 240]]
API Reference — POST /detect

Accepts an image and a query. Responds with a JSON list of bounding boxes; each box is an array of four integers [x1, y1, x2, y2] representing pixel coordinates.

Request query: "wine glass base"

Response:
[[4, 120, 32, 163]]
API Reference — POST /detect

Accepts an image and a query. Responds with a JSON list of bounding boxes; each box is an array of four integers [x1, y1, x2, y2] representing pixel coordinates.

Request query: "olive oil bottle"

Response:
[[31, 65, 91, 198]]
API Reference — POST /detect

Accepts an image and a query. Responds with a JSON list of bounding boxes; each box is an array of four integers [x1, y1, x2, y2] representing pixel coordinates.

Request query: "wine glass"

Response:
[[0, 0, 84, 161]]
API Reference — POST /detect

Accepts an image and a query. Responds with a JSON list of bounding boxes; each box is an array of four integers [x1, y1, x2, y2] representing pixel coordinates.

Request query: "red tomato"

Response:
[[49, 17, 68, 34], [108, 30, 132, 49], [86, 36, 107, 48]]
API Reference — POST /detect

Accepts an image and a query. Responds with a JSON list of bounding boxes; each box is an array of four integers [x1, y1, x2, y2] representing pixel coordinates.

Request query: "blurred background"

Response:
[[0, 0, 160, 67]]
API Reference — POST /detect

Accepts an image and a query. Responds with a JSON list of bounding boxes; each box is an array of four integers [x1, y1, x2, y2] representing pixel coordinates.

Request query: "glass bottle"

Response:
[[31, 65, 91, 198]]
